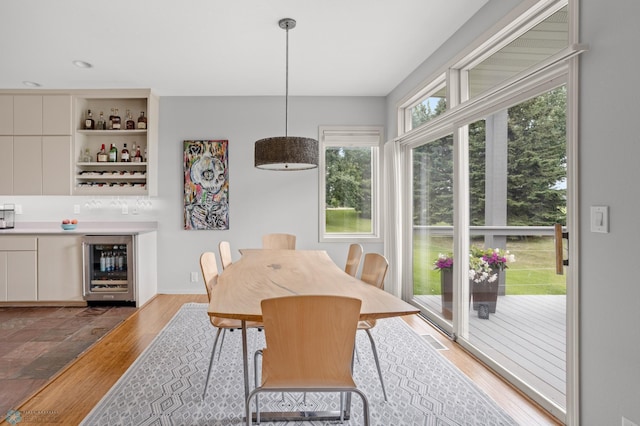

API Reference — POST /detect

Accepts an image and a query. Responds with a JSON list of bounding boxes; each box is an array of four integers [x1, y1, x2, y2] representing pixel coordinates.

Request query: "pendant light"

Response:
[[254, 18, 318, 171]]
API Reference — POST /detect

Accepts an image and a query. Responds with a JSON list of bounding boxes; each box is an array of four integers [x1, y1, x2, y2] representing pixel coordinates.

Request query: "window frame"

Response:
[[318, 125, 383, 242]]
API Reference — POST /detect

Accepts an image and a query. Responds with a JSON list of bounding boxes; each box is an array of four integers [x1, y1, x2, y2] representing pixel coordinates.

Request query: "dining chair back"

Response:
[[360, 252, 389, 289], [219, 241, 233, 270], [262, 233, 296, 250], [200, 251, 219, 300], [246, 295, 370, 425], [344, 243, 363, 277]]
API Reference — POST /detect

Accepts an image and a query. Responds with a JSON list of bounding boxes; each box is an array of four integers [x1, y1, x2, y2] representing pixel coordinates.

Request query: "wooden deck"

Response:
[[415, 294, 566, 408]]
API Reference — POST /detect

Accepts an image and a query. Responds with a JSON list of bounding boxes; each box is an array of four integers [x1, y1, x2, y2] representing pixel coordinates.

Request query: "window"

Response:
[[400, 74, 447, 134], [318, 126, 383, 242]]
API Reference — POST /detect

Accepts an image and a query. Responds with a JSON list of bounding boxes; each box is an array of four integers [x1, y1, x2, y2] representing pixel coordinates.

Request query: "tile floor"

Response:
[[0, 305, 136, 415]]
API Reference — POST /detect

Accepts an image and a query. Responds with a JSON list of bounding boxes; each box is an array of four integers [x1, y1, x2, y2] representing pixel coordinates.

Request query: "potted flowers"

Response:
[[434, 247, 515, 318], [434, 253, 454, 319]]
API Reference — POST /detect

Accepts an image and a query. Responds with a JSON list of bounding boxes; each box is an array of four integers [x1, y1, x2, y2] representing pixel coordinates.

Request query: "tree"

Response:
[[415, 86, 566, 227], [325, 147, 372, 218]]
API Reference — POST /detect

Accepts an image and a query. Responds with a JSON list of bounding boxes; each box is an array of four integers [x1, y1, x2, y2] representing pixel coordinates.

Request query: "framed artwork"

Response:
[[183, 140, 229, 230]]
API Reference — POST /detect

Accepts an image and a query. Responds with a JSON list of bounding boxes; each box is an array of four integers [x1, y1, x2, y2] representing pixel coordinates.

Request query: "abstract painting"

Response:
[[183, 140, 229, 230]]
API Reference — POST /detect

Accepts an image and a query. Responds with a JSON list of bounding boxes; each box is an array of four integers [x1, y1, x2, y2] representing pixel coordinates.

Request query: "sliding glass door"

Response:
[[408, 86, 568, 414]]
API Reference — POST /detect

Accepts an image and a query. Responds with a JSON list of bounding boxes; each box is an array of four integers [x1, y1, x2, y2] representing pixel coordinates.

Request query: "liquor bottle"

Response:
[[108, 108, 115, 130], [125, 109, 135, 130], [84, 109, 95, 130], [97, 111, 106, 130], [82, 148, 92, 162], [109, 143, 118, 162], [97, 144, 108, 162], [121, 143, 130, 162], [112, 108, 121, 130], [133, 145, 143, 162], [100, 252, 106, 272], [137, 111, 147, 129]]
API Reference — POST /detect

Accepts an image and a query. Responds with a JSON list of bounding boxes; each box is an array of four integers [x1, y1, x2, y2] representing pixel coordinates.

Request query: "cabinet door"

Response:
[[43, 136, 71, 195], [43, 95, 72, 135], [13, 136, 43, 195], [14, 96, 42, 135], [0, 136, 13, 194], [7, 251, 37, 301], [0, 252, 7, 301], [0, 95, 13, 135], [38, 236, 83, 301]]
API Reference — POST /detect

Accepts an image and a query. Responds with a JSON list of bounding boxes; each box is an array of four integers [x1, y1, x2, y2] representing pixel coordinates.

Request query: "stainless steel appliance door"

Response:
[[82, 235, 135, 302]]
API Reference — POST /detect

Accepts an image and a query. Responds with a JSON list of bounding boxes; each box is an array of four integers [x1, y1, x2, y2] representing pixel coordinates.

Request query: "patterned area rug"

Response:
[[81, 303, 517, 425]]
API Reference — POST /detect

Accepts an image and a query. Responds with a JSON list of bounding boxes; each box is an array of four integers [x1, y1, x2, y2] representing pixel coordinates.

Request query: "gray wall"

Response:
[[385, 0, 640, 424], [157, 96, 385, 293]]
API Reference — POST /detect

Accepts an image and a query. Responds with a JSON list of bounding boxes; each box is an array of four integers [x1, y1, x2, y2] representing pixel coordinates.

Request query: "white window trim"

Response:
[[318, 125, 383, 242]]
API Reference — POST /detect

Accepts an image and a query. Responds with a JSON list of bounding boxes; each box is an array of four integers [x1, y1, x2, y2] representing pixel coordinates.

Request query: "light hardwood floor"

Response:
[[3, 294, 561, 425]]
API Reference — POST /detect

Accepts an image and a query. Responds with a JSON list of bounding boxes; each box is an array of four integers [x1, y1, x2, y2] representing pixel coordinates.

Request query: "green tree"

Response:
[[325, 147, 372, 218], [468, 86, 567, 226], [416, 86, 566, 227]]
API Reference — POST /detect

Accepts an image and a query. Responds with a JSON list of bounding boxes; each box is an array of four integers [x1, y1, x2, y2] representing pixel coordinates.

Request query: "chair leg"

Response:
[[216, 329, 227, 361], [202, 327, 223, 400], [364, 329, 388, 401]]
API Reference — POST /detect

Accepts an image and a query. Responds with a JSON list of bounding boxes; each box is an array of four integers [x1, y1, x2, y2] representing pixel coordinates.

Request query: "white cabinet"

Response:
[[0, 136, 13, 194], [0, 237, 38, 302], [73, 90, 158, 196], [37, 236, 83, 301], [0, 94, 72, 195], [0, 96, 13, 134]]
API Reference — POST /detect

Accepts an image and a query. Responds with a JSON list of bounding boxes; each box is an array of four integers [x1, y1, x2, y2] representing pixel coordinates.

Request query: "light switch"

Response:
[[590, 206, 608, 233]]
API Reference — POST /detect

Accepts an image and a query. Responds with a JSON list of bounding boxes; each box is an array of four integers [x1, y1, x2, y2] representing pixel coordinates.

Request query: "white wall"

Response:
[[157, 96, 385, 293], [384, 0, 640, 424], [579, 0, 640, 424]]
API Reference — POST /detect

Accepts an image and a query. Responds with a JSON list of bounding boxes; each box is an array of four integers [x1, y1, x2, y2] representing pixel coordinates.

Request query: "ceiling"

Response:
[[0, 0, 490, 97]]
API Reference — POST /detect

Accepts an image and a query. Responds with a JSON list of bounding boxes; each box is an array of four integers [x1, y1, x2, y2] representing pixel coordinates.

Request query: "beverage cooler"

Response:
[[82, 235, 135, 303]]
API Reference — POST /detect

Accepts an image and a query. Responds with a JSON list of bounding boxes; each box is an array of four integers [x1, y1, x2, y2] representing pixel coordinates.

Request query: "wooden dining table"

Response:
[[208, 249, 419, 422]]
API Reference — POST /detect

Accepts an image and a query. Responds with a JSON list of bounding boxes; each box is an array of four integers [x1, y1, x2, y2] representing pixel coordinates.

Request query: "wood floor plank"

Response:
[[3, 294, 561, 426]]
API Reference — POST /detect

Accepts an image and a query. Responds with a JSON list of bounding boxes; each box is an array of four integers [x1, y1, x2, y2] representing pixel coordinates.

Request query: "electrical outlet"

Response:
[[73, 204, 81, 214], [190, 272, 199, 283]]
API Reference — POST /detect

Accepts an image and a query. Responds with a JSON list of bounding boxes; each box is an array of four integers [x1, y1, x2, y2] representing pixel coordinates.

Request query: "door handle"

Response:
[[554, 223, 568, 275]]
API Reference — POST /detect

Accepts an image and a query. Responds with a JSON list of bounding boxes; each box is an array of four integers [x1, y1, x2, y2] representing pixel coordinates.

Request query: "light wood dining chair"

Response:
[[357, 252, 389, 401], [344, 243, 363, 277], [246, 295, 370, 425], [218, 241, 233, 270], [261, 233, 296, 250], [199, 252, 262, 399]]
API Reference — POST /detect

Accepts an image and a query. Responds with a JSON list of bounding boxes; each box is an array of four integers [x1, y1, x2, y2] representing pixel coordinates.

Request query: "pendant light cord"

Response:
[[284, 25, 289, 138]]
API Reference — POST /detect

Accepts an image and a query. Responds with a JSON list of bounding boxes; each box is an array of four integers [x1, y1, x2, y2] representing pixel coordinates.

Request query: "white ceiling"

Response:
[[0, 0, 490, 97]]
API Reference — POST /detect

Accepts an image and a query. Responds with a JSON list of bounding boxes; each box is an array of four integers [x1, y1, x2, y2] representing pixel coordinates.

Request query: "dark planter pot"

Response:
[[471, 271, 500, 314], [440, 269, 453, 320]]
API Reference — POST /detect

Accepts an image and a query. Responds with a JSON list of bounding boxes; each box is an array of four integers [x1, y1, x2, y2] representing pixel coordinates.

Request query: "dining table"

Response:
[[207, 248, 419, 422]]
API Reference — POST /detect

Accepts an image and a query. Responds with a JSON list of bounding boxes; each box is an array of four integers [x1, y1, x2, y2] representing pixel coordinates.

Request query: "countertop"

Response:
[[0, 221, 158, 235]]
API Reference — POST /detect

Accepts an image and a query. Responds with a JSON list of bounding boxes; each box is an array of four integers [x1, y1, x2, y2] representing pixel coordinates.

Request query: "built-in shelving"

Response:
[[73, 90, 158, 196]]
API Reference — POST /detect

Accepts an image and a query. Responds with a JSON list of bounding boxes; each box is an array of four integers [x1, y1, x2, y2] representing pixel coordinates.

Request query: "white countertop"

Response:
[[0, 221, 158, 235]]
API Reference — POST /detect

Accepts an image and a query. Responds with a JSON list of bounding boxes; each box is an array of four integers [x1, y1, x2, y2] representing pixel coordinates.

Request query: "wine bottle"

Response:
[[137, 111, 147, 129], [84, 109, 95, 130], [97, 144, 108, 162], [125, 109, 135, 130], [109, 144, 118, 162], [121, 143, 130, 162], [112, 108, 121, 130]]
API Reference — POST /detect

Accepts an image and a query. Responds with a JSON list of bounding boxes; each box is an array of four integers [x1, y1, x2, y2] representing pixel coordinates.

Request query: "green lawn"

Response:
[[326, 208, 372, 233], [413, 234, 566, 296]]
